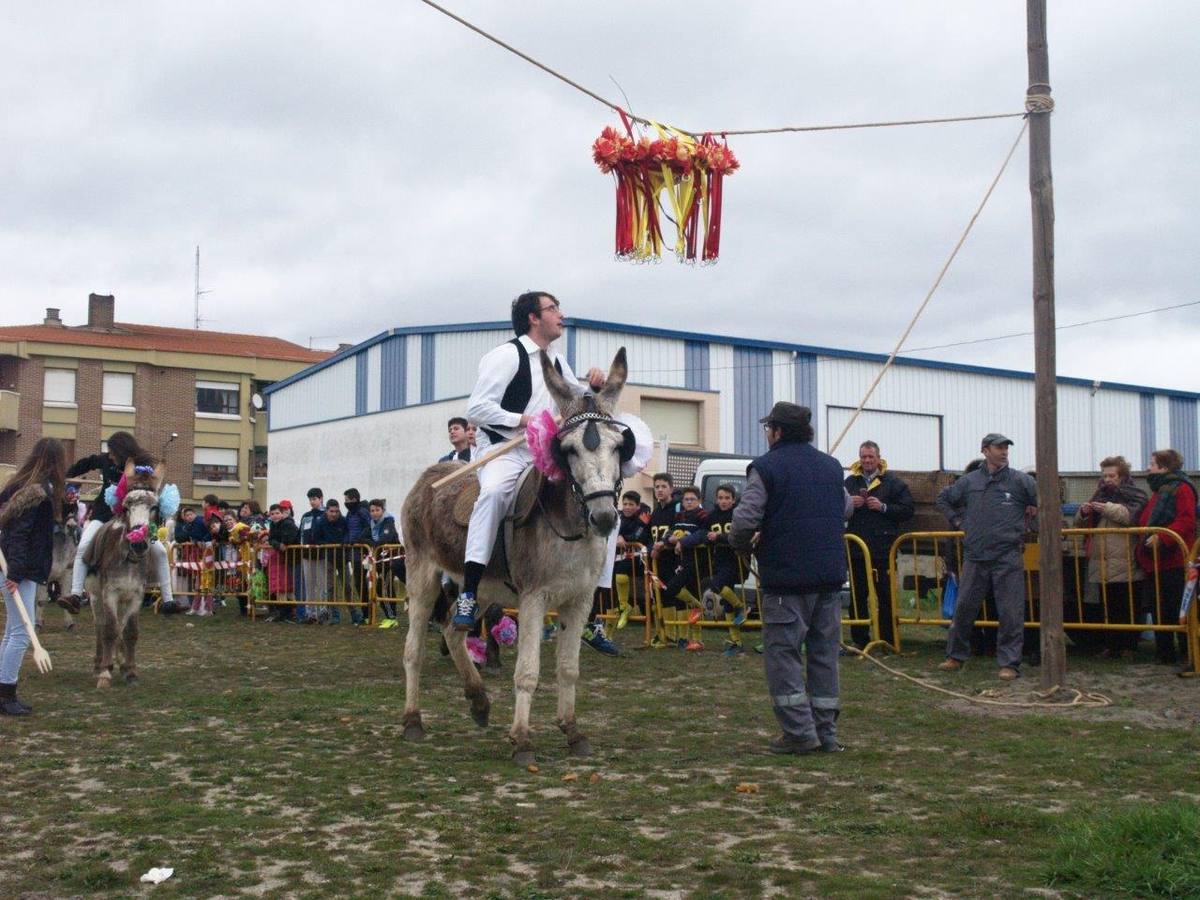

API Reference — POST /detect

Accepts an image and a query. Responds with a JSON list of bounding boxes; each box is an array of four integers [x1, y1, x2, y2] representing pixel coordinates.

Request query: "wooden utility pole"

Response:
[[1027, 0, 1065, 689]]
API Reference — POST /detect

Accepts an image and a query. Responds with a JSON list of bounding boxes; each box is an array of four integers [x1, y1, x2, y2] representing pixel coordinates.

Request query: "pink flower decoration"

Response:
[[491, 615, 517, 646], [525, 409, 566, 481], [465, 637, 488, 666], [126, 524, 149, 544]]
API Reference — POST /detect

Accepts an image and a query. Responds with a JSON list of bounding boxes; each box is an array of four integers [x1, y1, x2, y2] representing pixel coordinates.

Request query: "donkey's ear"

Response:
[[123, 459, 136, 481], [153, 463, 166, 489], [540, 351, 581, 411], [597, 347, 627, 410]]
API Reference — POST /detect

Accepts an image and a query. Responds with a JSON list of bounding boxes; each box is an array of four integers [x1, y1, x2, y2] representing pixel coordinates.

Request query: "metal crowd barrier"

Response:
[[166, 541, 253, 613], [887, 527, 1199, 673], [645, 535, 879, 650]]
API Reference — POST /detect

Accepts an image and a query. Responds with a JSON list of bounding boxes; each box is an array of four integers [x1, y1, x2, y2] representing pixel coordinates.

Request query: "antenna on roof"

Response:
[[193, 245, 213, 329]]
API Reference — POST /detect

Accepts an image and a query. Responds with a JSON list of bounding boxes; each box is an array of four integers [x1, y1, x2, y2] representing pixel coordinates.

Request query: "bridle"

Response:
[[540, 410, 633, 540]]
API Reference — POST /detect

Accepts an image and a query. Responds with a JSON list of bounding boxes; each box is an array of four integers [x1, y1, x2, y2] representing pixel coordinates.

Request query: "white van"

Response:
[[693, 457, 752, 508]]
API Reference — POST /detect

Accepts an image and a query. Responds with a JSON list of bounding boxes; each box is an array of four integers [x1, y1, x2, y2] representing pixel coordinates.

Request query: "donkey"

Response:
[[401, 348, 631, 765], [83, 461, 162, 688]]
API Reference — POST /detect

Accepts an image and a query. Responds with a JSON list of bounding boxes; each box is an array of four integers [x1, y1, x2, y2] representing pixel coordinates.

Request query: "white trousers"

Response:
[[464, 445, 618, 590], [71, 518, 174, 603]]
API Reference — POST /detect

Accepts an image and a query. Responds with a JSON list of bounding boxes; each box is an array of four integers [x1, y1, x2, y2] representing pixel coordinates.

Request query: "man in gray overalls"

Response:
[[935, 433, 1038, 680], [732, 402, 853, 755]]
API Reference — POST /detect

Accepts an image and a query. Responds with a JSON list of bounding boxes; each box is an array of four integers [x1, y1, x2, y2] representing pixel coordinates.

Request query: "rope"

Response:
[[418, 0, 1027, 137], [827, 119, 1029, 454], [842, 643, 1113, 709]]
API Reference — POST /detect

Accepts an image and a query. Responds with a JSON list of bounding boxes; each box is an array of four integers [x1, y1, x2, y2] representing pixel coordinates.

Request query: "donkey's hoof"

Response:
[[513, 748, 537, 767], [470, 704, 490, 728], [124, 673, 139, 687], [95, 675, 112, 690], [568, 737, 593, 758], [402, 724, 427, 743]]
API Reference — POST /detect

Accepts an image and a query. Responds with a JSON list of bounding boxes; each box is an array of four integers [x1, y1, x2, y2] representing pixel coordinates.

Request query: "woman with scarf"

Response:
[[1074, 456, 1147, 658], [1135, 449, 1197, 666]]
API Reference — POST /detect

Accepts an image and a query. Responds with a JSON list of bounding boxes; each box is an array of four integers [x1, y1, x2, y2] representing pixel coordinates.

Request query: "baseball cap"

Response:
[[981, 433, 1014, 448]]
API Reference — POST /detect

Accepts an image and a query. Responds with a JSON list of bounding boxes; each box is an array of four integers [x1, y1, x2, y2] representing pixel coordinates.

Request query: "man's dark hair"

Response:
[[716, 483, 738, 499], [344, 488, 360, 502], [621, 490, 642, 503], [652, 472, 673, 487], [268, 503, 282, 513], [859, 440, 880, 453], [218, 500, 231, 510], [681, 485, 701, 498], [307, 487, 323, 499], [774, 419, 815, 444], [325, 499, 341, 509], [447, 417, 468, 430], [511, 291, 556, 336], [369, 498, 386, 509]]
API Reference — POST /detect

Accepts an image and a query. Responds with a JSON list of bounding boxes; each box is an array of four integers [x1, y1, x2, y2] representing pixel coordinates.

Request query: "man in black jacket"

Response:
[[732, 403, 853, 755], [844, 441, 914, 650]]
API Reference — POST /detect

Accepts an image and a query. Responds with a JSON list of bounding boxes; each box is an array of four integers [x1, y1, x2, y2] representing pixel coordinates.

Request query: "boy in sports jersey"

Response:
[[659, 485, 709, 650], [646, 473, 681, 647], [613, 490, 651, 629], [702, 484, 749, 656]]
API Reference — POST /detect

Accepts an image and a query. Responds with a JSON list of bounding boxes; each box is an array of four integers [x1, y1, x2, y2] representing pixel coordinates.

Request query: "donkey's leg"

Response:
[[439, 619, 490, 728], [119, 607, 140, 685], [555, 595, 592, 756], [510, 596, 548, 766], [401, 559, 439, 742], [94, 596, 118, 689]]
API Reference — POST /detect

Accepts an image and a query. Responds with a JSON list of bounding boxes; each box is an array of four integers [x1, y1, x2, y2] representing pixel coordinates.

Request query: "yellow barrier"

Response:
[[167, 541, 252, 613], [648, 535, 880, 652], [888, 527, 1199, 673]]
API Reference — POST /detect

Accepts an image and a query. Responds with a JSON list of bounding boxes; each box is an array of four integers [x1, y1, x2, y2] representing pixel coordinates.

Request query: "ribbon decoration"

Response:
[[593, 115, 738, 264]]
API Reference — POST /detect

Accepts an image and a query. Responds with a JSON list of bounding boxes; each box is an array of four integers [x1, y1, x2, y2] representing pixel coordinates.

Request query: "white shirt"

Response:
[[466, 334, 578, 450]]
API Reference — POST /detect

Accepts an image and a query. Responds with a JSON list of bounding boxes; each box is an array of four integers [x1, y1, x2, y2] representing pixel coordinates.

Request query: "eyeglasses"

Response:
[[537, 301, 561, 313]]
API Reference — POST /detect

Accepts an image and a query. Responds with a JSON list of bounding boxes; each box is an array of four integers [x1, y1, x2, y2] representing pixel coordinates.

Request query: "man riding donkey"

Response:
[[454, 290, 628, 654]]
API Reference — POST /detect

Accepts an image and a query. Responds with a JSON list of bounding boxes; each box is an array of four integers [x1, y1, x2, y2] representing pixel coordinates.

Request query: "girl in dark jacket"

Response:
[[0, 438, 66, 715]]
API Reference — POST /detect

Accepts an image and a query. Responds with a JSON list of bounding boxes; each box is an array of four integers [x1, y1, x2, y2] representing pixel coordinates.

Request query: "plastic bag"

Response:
[[250, 568, 268, 606], [940, 573, 958, 619]]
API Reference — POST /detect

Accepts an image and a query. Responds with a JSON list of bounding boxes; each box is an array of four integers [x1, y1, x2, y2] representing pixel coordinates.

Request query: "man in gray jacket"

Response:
[[935, 433, 1038, 679]]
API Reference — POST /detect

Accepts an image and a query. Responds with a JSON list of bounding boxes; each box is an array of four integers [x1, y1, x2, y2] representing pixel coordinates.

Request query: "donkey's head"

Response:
[[121, 460, 163, 558], [540, 348, 631, 535]]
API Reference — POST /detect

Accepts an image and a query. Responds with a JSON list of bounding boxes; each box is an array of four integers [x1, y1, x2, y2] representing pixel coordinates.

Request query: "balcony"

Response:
[[0, 390, 18, 432]]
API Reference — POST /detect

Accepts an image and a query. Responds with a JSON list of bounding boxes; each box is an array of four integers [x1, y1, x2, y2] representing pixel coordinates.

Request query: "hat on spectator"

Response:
[[981, 433, 1014, 448], [758, 401, 812, 429], [278, 499, 293, 511]]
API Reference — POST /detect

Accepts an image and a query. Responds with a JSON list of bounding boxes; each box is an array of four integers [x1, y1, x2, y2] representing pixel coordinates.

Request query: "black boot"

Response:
[[0, 683, 30, 716]]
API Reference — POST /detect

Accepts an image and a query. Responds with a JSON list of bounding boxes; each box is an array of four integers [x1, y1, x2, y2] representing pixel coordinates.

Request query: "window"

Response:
[[193, 447, 239, 483], [196, 380, 240, 416], [44, 368, 76, 405], [102, 372, 134, 410], [640, 398, 701, 446]]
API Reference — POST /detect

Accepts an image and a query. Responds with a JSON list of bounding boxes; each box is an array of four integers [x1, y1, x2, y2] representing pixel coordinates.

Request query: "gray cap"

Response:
[[981, 432, 1014, 448]]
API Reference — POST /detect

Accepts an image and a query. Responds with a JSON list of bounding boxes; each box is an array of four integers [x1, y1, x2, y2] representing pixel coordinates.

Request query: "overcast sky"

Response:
[[2, 2, 1196, 392]]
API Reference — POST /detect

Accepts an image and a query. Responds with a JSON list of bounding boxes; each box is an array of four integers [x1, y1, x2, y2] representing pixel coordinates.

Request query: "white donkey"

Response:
[[401, 349, 632, 765], [83, 461, 162, 688]]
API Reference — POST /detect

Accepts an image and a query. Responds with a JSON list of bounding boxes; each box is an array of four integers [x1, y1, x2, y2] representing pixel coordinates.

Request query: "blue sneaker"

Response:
[[676, 638, 688, 650], [722, 640, 744, 657], [542, 623, 557, 641], [732, 608, 747, 627], [582, 620, 619, 656], [452, 592, 478, 631]]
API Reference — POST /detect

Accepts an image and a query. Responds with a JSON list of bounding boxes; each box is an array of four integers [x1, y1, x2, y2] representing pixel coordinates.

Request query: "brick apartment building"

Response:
[[0, 293, 330, 506]]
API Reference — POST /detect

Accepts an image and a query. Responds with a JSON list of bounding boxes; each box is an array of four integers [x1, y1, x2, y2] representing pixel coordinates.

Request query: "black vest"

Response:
[[483, 339, 564, 445], [750, 440, 847, 593]]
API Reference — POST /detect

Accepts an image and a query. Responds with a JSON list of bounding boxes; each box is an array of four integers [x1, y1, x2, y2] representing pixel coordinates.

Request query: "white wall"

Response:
[[574, 327, 687, 388], [268, 356, 357, 430], [266, 399, 467, 520], [435, 329, 510, 399]]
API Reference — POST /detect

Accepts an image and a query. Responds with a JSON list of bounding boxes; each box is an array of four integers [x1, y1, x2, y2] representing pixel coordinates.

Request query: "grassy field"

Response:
[[0, 609, 1197, 899]]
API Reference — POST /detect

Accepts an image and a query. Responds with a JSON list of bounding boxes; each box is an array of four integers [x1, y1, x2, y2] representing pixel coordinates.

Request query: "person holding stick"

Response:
[[0, 437, 66, 715], [452, 290, 605, 630]]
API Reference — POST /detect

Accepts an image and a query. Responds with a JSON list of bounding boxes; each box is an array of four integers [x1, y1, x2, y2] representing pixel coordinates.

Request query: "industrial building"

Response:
[[263, 318, 1199, 510]]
